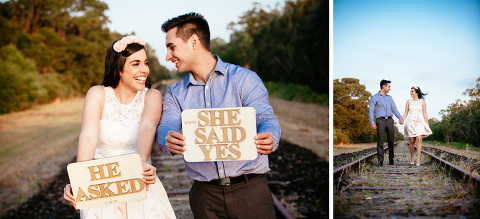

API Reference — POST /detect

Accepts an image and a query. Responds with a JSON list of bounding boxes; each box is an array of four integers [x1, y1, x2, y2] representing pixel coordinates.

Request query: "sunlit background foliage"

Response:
[[334, 77, 480, 148], [0, 0, 328, 114]]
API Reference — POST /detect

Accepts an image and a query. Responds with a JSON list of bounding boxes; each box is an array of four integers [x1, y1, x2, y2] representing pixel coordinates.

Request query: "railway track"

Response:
[[334, 142, 479, 218]]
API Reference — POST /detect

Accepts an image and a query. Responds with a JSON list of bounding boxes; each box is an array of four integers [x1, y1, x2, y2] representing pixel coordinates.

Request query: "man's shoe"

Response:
[[389, 160, 394, 165], [377, 161, 383, 166]]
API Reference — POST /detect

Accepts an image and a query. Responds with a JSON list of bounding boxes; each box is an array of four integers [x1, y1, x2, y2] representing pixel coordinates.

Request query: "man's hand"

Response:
[[165, 130, 186, 155], [371, 124, 377, 130], [399, 119, 404, 125], [255, 132, 275, 155]]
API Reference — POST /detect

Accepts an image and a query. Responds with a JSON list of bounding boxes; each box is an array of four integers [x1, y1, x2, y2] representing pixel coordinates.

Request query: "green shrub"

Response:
[[334, 128, 351, 145], [0, 45, 43, 114], [264, 81, 328, 106]]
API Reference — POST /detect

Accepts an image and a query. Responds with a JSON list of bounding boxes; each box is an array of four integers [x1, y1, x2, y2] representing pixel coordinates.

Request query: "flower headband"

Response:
[[113, 35, 146, 53]]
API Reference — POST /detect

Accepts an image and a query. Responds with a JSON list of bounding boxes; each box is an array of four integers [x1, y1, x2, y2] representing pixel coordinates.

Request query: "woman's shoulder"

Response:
[[86, 85, 106, 97], [145, 88, 162, 97], [83, 86, 106, 113], [144, 88, 162, 103]]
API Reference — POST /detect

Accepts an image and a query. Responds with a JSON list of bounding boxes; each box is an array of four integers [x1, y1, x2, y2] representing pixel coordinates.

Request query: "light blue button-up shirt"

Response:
[[368, 92, 403, 125], [157, 55, 281, 182]]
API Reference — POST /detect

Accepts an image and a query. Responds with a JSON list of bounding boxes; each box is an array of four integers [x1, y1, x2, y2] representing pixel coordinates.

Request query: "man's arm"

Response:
[[239, 72, 281, 153], [156, 88, 183, 155], [368, 96, 376, 126]]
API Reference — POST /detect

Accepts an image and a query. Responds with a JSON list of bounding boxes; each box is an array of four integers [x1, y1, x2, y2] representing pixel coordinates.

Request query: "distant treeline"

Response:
[[0, 0, 170, 114], [428, 77, 480, 147], [212, 0, 329, 98], [333, 77, 480, 147], [0, 0, 328, 114]]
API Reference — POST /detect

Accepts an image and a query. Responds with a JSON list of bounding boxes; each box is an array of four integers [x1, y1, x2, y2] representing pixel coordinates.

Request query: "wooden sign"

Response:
[[181, 107, 257, 162], [67, 153, 147, 209]]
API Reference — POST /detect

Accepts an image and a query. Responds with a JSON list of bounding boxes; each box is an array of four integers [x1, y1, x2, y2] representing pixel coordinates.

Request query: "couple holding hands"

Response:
[[63, 12, 281, 219], [369, 79, 433, 167]]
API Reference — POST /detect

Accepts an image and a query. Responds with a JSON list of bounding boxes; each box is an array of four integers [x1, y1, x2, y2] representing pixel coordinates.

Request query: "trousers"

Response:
[[376, 117, 395, 163], [189, 174, 275, 219]]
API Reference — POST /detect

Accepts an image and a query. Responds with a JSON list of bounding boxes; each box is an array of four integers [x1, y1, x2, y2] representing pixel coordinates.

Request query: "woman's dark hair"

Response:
[[101, 40, 151, 88], [412, 86, 428, 99], [161, 12, 211, 51]]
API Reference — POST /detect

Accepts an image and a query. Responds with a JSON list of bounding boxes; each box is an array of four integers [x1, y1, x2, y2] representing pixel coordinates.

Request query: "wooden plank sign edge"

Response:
[[181, 107, 258, 162], [66, 153, 147, 209]]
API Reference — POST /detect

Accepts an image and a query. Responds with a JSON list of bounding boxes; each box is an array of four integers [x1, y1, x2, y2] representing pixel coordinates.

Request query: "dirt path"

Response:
[[269, 98, 329, 161], [0, 98, 84, 214]]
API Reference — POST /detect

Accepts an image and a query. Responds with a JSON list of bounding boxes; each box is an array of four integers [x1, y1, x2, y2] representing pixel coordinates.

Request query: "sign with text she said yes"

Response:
[[67, 153, 146, 209], [181, 107, 257, 162]]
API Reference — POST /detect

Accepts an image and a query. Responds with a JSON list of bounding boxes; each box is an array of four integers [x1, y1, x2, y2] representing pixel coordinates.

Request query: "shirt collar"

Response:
[[376, 91, 389, 97], [184, 54, 227, 88]]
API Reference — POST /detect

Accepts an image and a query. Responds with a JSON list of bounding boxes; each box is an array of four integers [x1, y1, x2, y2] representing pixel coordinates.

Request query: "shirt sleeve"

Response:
[[368, 96, 376, 125], [156, 87, 182, 155], [239, 72, 281, 151], [390, 97, 403, 120]]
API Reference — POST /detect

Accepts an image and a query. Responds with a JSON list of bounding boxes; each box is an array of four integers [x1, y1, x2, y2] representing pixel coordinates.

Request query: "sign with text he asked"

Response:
[[181, 107, 257, 162], [67, 153, 146, 209]]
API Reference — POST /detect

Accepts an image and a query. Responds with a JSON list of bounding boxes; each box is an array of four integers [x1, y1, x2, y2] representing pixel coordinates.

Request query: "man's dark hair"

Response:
[[380, 79, 391, 89], [161, 12, 211, 51]]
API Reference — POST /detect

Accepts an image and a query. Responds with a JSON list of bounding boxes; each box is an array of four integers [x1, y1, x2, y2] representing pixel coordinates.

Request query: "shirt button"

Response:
[[206, 86, 209, 89], [219, 170, 223, 173]]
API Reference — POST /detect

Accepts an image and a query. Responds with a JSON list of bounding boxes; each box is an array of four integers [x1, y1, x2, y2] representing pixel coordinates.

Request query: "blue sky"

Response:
[[333, 0, 480, 128], [102, 0, 283, 70]]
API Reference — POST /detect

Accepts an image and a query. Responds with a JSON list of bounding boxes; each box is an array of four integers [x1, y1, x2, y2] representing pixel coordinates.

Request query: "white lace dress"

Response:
[[404, 99, 433, 138], [81, 86, 176, 219]]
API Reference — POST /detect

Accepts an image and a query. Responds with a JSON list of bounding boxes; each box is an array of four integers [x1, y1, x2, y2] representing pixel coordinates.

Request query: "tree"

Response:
[[0, 0, 169, 114], [212, 0, 328, 95], [146, 44, 170, 83], [433, 77, 480, 147], [0, 45, 41, 113], [333, 78, 374, 144]]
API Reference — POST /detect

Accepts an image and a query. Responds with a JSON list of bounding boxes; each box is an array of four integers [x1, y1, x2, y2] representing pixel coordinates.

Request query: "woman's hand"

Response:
[[142, 161, 157, 191], [63, 184, 78, 210]]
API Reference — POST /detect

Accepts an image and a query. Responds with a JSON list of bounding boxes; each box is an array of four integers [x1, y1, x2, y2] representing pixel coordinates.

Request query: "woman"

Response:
[[402, 86, 433, 166], [63, 35, 176, 218]]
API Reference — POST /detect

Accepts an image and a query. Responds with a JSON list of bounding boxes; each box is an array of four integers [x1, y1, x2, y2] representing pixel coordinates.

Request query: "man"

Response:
[[157, 12, 281, 218], [368, 79, 404, 166]]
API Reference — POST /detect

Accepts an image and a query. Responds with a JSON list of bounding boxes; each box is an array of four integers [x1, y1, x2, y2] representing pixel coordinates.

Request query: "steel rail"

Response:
[[422, 150, 480, 192], [334, 142, 399, 181]]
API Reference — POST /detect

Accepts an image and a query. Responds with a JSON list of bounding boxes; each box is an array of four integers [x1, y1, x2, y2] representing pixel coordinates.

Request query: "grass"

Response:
[[424, 140, 480, 152], [264, 81, 328, 106], [0, 97, 84, 214]]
